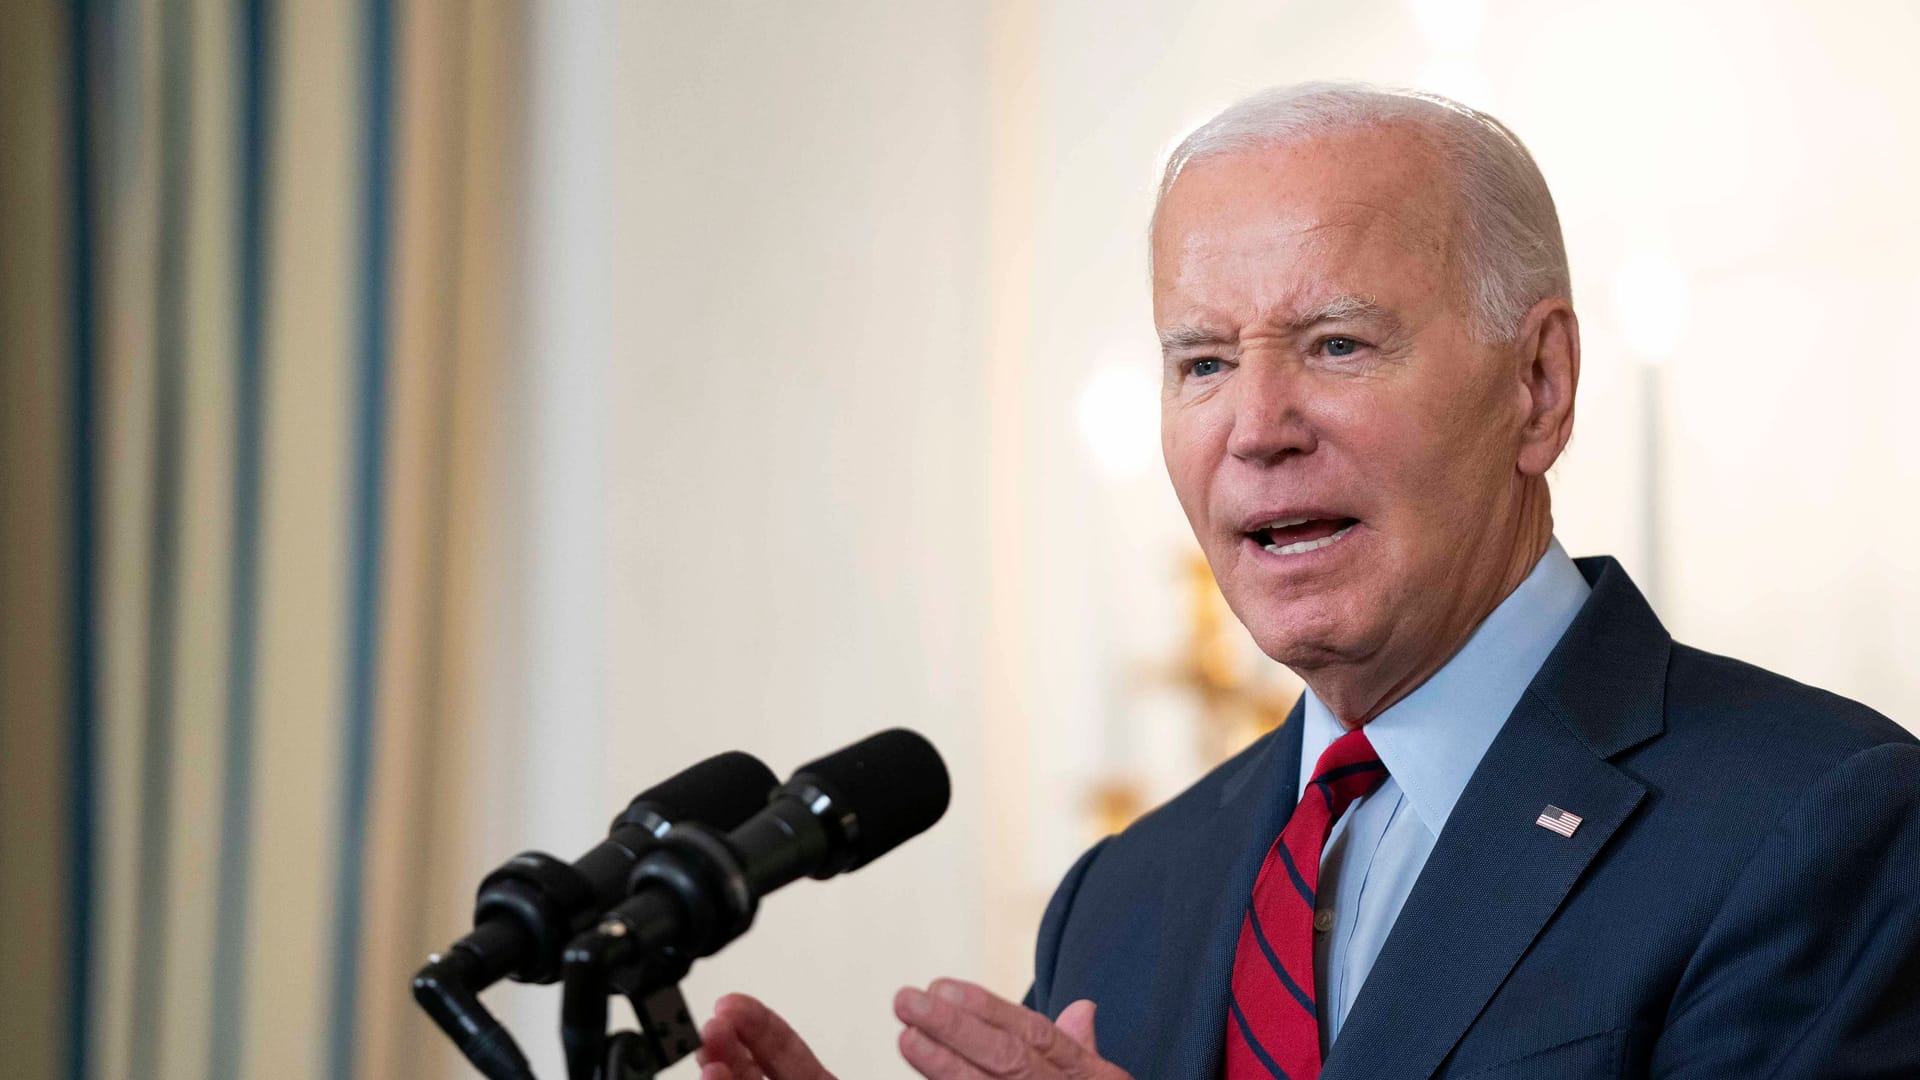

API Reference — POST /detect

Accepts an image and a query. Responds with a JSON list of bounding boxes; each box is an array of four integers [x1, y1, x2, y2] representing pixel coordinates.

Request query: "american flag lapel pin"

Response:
[[1535, 804, 1583, 838]]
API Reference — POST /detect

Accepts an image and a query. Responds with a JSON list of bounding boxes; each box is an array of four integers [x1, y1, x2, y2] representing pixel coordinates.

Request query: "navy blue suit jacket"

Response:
[[1025, 557, 1920, 1078]]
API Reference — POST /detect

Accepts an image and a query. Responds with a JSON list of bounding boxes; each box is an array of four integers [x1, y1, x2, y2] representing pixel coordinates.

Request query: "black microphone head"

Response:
[[788, 728, 949, 871], [615, 750, 779, 836]]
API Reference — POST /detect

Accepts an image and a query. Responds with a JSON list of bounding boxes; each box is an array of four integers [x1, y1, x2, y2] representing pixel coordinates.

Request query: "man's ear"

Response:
[[1514, 297, 1580, 477]]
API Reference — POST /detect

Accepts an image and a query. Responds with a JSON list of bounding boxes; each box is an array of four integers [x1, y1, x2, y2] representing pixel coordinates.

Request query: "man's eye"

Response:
[[1321, 336, 1362, 358], [1189, 357, 1224, 378]]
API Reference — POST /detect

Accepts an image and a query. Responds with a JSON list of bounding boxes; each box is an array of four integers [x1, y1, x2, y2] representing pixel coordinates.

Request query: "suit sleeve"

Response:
[[1022, 836, 1112, 1016], [1652, 741, 1920, 1078]]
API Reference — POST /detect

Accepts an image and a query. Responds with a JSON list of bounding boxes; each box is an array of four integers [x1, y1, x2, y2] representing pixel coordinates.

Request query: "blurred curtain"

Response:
[[0, 2, 528, 1078]]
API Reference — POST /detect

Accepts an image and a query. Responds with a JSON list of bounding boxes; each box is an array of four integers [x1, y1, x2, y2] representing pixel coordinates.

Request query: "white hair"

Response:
[[1156, 82, 1571, 341]]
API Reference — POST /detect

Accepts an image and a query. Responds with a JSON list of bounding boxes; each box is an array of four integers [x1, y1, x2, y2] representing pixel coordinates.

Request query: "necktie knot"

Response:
[[1307, 729, 1387, 823]]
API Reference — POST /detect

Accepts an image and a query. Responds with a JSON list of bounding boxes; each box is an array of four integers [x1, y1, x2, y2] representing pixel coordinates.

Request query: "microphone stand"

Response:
[[413, 838, 672, 1080], [560, 925, 699, 1080], [415, 895, 702, 1080], [561, 824, 765, 1080], [415, 821, 746, 1080]]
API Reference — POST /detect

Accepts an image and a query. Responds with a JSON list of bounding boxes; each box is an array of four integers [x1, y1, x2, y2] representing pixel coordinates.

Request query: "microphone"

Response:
[[571, 728, 949, 976], [558, 729, 950, 1080], [413, 750, 778, 1080]]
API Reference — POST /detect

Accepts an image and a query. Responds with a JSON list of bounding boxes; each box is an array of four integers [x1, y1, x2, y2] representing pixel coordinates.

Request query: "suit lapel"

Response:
[[1321, 557, 1669, 1080], [1142, 702, 1304, 1080], [1320, 693, 1646, 1079]]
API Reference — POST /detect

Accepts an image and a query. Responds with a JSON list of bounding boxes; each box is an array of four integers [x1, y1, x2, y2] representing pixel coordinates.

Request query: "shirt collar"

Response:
[[1297, 538, 1592, 835]]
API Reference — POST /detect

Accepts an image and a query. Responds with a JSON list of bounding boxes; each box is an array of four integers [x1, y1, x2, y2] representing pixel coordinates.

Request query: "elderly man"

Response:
[[699, 83, 1920, 1079]]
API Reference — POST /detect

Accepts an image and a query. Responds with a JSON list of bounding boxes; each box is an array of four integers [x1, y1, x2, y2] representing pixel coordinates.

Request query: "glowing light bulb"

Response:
[[1609, 250, 1692, 364], [1076, 362, 1160, 481]]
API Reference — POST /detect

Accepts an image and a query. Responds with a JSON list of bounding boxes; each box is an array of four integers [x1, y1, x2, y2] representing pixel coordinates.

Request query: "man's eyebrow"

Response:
[[1158, 325, 1231, 352], [1286, 293, 1399, 331]]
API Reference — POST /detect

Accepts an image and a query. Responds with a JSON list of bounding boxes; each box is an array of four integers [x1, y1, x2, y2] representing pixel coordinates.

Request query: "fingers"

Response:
[[704, 982, 1112, 1080], [928, 979, 1053, 1040], [895, 984, 1036, 1075], [895, 978, 1102, 1078], [898, 1024, 997, 1080], [712, 993, 836, 1080], [698, 1010, 764, 1080]]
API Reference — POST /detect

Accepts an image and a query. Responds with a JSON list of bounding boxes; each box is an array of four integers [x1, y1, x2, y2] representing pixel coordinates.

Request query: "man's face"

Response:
[[1154, 127, 1534, 676]]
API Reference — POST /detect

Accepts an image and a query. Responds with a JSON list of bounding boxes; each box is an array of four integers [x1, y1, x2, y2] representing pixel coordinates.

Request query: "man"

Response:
[[698, 83, 1920, 1079]]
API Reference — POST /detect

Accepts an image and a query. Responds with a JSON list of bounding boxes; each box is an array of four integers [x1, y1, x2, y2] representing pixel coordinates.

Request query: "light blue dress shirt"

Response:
[[1296, 538, 1591, 1050]]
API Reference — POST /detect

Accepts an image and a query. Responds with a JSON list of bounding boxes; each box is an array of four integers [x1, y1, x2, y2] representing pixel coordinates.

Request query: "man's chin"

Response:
[[1240, 605, 1377, 673]]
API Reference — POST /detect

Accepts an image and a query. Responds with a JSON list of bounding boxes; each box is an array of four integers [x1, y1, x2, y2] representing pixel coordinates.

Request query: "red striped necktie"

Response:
[[1225, 729, 1388, 1080]]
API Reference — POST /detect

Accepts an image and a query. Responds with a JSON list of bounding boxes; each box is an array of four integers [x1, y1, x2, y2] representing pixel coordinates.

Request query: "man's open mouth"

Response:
[[1247, 516, 1360, 556]]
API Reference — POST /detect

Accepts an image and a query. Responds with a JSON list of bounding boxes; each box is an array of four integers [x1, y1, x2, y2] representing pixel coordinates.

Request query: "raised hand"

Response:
[[697, 994, 837, 1080], [893, 979, 1132, 1080], [698, 981, 1128, 1080]]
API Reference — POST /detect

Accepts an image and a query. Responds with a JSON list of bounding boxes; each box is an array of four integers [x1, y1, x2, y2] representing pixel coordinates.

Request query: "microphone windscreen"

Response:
[[619, 751, 779, 834], [791, 728, 950, 870]]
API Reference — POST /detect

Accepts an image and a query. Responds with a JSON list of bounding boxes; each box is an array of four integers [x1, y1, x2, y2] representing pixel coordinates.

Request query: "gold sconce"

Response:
[[1086, 551, 1300, 837]]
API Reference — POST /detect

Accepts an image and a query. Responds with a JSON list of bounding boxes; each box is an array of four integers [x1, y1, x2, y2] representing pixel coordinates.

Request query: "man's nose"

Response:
[[1225, 360, 1317, 464]]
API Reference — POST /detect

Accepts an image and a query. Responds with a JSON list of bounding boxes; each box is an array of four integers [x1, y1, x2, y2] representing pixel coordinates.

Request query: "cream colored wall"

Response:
[[486, 4, 998, 1077], [502, 2, 1920, 1077], [602, 3, 995, 1070]]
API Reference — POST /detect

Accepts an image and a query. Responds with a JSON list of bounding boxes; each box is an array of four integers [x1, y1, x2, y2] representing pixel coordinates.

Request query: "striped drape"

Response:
[[0, 2, 528, 1078]]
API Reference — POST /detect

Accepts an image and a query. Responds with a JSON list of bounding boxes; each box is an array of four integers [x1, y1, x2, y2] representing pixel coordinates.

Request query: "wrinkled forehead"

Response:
[[1150, 128, 1462, 322]]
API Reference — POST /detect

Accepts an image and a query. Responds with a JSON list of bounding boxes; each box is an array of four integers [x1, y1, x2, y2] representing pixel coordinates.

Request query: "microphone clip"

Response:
[[560, 824, 761, 1080]]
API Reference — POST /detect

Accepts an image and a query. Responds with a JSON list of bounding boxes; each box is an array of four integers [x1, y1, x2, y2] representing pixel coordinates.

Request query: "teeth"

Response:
[[1259, 516, 1314, 530], [1264, 522, 1355, 556]]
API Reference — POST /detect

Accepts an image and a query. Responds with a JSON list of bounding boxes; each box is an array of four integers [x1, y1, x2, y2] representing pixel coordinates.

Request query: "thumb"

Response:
[[1056, 999, 1099, 1054]]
